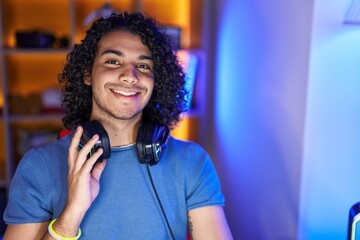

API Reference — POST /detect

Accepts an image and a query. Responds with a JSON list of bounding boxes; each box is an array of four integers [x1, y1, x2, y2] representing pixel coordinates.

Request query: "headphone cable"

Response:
[[146, 164, 175, 240]]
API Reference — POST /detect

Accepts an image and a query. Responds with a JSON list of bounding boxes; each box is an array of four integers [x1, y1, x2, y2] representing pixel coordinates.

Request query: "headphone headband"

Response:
[[80, 121, 169, 165]]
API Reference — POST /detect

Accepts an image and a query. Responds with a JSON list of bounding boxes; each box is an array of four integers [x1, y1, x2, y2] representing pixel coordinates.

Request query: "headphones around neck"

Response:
[[79, 120, 170, 165]]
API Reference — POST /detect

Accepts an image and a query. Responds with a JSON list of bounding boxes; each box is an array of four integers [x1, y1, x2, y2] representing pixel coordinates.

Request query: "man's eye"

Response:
[[106, 60, 119, 65], [138, 64, 152, 70]]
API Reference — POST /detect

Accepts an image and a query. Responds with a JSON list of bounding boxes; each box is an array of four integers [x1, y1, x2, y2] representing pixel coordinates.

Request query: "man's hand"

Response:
[[3, 126, 108, 240], [53, 126, 107, 237]]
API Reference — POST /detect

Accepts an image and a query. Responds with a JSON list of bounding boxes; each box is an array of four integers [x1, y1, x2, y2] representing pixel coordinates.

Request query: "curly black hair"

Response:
[[58, 12, 188, 129]]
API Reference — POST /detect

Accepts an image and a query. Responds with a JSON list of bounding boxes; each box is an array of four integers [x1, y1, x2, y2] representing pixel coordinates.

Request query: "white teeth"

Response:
[[112, 89, 137, 96]]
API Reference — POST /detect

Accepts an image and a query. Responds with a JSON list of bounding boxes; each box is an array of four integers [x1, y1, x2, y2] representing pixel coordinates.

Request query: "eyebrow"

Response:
[[101, 49, 153, 61]]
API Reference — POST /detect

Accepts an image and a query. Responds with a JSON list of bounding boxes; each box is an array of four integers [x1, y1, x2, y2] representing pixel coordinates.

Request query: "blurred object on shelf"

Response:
[[15, 30, 69, 49], [54, 36, 70, 48], [165, 26, 181, 50], [16, 31, 55, 48], [9, 93, 42, 115], [83, 3, 118, 26], [41, 88, 63, 113], [16, 128, 60, 156], [9, 88, 64, 115]]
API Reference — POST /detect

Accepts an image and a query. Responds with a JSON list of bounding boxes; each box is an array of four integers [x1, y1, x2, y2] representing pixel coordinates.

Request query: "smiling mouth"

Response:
[[111, 89, 138, 96]]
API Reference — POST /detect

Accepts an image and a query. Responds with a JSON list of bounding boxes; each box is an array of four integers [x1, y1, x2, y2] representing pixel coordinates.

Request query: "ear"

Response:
[[84, 71, 92, 85]]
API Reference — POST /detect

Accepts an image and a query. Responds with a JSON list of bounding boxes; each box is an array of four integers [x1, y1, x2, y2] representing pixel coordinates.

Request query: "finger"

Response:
[[68, 126, 83, 170], [91, 160, 107, 182], [75, 134, 101, 172], [81, 147, 104, 173]]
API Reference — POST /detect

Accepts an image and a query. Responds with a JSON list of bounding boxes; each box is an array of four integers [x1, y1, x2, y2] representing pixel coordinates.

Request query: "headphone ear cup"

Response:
[[136, 123, 169, 165], [136, 123, 148, 164], [80, 120, 111, 162]]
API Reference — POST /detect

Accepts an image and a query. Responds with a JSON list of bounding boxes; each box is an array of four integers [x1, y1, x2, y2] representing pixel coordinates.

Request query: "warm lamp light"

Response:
[[171, 117, 191, 140]]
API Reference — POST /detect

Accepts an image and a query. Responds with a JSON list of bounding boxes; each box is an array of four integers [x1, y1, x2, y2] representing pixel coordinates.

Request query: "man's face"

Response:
[[85, 30, 155, 122]]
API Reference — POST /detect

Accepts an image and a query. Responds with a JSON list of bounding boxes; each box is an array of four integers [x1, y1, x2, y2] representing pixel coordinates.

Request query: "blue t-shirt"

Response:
[[4, 135, 224, 239]]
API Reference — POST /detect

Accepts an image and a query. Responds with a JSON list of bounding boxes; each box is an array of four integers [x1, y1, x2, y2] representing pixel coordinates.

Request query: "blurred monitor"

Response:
[[165, 26, 181, 50], [349, 202, 360, 240], [176, 50, 199, 111]]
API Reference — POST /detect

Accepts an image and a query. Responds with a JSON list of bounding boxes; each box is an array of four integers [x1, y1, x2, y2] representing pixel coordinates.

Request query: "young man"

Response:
[[3, 12, 232, 239]]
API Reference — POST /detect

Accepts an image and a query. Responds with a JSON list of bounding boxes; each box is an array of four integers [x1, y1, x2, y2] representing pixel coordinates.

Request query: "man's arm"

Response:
[[3, 126, 107, 240], [188, 206, 233, 240], [3, 223, 49, 240], [3, 219, 82, 240]]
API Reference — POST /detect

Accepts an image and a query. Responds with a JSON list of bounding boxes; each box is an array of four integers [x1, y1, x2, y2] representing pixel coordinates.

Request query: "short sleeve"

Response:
[[3, 149, 53, 224], [185, 144, 225, 211]]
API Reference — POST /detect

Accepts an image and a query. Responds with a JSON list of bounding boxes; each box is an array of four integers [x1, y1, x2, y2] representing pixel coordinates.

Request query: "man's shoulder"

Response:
[[168, 136, 206, 153], [19, 134, 72, 167], [165, 136, 210, 165], [33, 133, 72, 154]]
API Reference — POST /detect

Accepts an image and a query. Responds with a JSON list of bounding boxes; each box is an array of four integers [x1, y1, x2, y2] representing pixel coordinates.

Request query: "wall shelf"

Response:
[[0, 0, 205, 194]]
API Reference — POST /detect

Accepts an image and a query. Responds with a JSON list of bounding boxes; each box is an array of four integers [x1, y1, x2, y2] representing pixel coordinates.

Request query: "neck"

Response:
[[91, 117, 141, 147]]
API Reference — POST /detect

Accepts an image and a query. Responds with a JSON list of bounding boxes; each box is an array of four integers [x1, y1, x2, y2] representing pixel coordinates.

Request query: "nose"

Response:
[[119, 63, 138, 83]]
